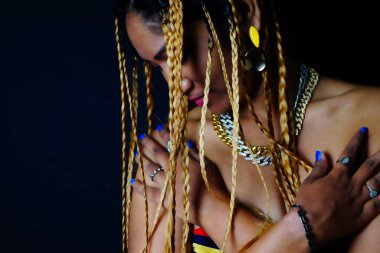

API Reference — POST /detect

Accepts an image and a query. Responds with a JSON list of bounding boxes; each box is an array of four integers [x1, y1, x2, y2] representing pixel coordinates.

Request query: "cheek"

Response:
[[159, 64, 170, 82]]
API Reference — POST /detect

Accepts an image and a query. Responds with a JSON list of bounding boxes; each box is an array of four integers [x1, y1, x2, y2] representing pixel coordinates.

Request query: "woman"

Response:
[[114, 0, 380, 252]]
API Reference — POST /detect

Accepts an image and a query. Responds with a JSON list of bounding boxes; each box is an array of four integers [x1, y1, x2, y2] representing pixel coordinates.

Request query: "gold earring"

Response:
[[249, 26, 260, 48], [244, 26, 265, 72]]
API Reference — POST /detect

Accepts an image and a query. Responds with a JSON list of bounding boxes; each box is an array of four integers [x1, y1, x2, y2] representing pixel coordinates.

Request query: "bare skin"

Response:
[[125, 2, 380, 252]]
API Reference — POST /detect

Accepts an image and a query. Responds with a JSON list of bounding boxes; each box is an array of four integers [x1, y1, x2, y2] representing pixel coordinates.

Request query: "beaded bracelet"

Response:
[[290, 204, 317, 252]]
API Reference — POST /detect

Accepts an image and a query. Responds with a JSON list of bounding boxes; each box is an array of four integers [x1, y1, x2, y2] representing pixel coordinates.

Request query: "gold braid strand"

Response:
[[145, 62, 154, 134], [164, 0, 184, 251], [201, 3, 234, 105], [114, 17, 129, 252], [129, 59, 150, 253], [198, 29, 214, 193], [221, 1, 240, 251], [244, 94, 313, 171], [180, 97, 190, 253]]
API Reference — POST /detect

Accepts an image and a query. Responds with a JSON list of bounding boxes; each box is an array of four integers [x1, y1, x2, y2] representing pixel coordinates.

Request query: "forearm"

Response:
[[128, 191, 189, 253], [198, 193, 310, 253]]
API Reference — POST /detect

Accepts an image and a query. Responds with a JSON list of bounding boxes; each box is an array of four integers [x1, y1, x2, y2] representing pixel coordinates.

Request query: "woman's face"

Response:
[[125, 12, 236, 114]]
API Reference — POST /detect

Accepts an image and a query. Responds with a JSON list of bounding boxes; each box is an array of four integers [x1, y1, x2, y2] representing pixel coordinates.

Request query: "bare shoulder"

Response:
[[298, 76, 380, 162]]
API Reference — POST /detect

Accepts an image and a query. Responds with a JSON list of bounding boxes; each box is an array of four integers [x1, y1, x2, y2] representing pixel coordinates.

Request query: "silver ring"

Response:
[[336, 156, 351, 166], [150, 167, 164, 181], [166, 140, 171, 153], [366, 184, 378, 199]]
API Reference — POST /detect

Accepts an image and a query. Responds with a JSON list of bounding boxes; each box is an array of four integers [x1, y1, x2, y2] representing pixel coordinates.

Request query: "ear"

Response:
[[237, 0, 261, 32]]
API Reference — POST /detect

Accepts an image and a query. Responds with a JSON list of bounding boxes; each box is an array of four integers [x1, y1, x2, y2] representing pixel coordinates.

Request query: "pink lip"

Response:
[[193, 96, 204, 107]]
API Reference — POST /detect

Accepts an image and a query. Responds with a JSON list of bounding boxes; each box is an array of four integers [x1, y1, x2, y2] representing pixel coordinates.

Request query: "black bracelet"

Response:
[[290, 204, 317, 252]]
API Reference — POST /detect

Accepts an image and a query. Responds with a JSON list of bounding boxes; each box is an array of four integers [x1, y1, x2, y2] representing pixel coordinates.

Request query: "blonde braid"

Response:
[[143, 21, 172, 250], [180, 97, 191, 253], [274, 19, 299, 201], [245, 94, 312, 173], [202, 4, 233, 105], [128, 60, 150, 253], [114, 17, 130, 252], [260, 30, 293, 208], [262, 21, 300, 206], [221, 2, 240, 251], [163, 0, 185, 251], [144, 62, 154, 134], [274, 28, 290, 146], [116, 18, 144, 251], [198, 35, 213, 193]]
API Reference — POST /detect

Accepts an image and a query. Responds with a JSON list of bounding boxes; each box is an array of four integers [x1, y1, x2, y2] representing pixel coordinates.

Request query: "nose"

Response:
[[181, 79, 194, 95], [159, 64, 194, 95]]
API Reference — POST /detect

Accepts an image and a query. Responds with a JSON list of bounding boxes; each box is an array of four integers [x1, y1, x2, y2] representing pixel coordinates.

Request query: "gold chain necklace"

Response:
[[211, 113, 273, 166], [211, 64, 319, 166]]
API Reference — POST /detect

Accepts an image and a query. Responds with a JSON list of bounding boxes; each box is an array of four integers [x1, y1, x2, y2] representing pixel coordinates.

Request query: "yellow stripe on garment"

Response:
[[193, 243, 221, 253]]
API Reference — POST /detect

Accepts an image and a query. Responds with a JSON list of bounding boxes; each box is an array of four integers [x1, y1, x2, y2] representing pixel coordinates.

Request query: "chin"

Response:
[[208, 102, 231, 115]]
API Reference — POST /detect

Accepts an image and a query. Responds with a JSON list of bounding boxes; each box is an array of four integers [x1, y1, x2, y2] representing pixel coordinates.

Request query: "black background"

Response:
[[1, 1, 379, 252]]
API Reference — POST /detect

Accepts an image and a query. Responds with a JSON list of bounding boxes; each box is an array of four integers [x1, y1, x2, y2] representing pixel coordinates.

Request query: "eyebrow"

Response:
[[137, 44, 166, 63]]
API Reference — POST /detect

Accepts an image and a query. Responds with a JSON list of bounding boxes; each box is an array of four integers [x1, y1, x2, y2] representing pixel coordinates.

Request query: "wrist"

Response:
[[282, 209, 312, 252]]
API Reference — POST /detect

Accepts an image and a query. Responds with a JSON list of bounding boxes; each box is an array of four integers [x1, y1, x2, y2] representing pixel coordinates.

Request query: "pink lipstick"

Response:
[[193, 96, 204, 107]]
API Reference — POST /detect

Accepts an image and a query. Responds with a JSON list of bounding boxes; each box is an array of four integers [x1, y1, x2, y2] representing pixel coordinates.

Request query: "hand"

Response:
[[131, 126, 228, 224], [295, 128, 380, 245]]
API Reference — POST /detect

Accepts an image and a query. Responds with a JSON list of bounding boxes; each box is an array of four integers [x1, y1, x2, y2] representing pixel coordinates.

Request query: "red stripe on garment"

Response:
[[193, 227, 209, 236]]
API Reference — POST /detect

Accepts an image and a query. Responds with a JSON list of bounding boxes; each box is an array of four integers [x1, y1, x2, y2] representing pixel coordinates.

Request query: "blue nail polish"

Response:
[[360, 127, 368, 135], [157, 125, 163, 132], [130, 178, 136, 185], [134, 151, 138, 156], [315, 150, 322, 162], [188, 140, 194, 149], [139, 133, 145, 140]]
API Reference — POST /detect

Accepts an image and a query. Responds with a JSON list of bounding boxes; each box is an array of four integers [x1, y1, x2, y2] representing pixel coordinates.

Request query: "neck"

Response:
[[239, 57, 300, 121]]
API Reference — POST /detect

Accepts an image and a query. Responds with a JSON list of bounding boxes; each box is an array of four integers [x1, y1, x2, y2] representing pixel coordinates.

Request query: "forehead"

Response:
[[125, 13, 165, 60]]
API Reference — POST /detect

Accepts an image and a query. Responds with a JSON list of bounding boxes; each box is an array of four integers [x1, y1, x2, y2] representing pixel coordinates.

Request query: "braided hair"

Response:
[[114, 0, 312, 252]]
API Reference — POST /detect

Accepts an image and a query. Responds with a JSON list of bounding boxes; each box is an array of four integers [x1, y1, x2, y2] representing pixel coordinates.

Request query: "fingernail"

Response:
[[360, 127, 368, 135], [188, 140, 194, 149], [157, 125, 163, 132], [130, 178, 136, 185], [134, 151, 138, 156], [139, 133, 145, 140], [315, 150, 322, 162]]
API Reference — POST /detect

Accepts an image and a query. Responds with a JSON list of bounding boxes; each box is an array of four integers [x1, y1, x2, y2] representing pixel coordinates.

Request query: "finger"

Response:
[[353, 149, 380, 187], [155, 125, 170, 147], [140, 134, 170, 169], [362, 194, 380, 225], [359, 169, 380, 200], [139, 154, 165, 186], [130, 179, 166, 207], [155, 125, 197, 155], [332, 127, 368, 176], [307, 150, 332, 182], [154, 124, 169, 147]]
